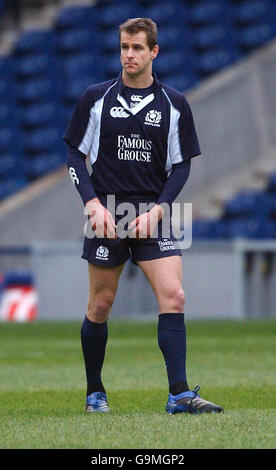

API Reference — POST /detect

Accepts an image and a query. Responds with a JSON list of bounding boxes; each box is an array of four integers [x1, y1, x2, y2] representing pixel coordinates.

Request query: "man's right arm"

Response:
[[66, 144, 117, 238], [66, 144, 97, 205]]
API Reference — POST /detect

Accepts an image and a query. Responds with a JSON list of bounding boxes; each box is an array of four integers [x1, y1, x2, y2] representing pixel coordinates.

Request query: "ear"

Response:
[[151, 44, 159, 60]]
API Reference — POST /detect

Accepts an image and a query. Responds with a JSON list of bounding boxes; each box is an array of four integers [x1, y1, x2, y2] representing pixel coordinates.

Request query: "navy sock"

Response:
[[158, 313, 189, 395], [80, 315, 108, 396]]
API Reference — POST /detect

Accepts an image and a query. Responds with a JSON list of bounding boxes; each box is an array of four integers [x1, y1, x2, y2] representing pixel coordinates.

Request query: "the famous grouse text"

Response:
[[117, 135, 152, 162]]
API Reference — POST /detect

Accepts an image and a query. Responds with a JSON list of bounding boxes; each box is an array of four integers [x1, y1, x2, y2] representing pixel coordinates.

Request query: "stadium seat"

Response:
[[192, 218, 225, 239], [0, 104, 14, 128], [25, 153, 65, 179], [55, 29, 94, 54], [15, 78, 56, 104], [188, 25, 236, 51], [14, 31, 54, 55], [0, 128, 19, 152], [23, 127, 60, 154], [100, 29, 120, 53], [164, 72, 198, 91], [186, 1, 230, 27], [18, 103, 59, 129], [0, 178, 28, 201], [0, 154, 24, 178], [97, 4, 139, 29], [104, 55, 121, 78], [237, 23, 276, 51], [154, 52, 193, 77], [196, 49, 239, 76], [62, 76, 99, 103], [0, 56, 14, 102], [60, 53, 103, 80], [231, 0, 270, 26], [14, 54, 54, 80], [157, 26, 187, 51], [222, 190, 269, 220], [225, 217, 273, 239], [143, 2, 186, 26], [55, 6, 97, 31]]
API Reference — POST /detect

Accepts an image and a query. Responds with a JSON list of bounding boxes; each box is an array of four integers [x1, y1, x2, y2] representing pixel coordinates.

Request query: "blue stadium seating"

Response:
[[237, 23, 276, 50], [154, 51, 194, 77], [1, 0, 276, 202], [0, 128, 19, 152], [55, 6, 97, 30], [143, 2, 186, 26], [101, 28, 121, 53], [222, 190, 269, 220], [15, 78, 56, 104], [0, 178, 28, 201], [18, 103, 59, 129], [62, 76, 99, 103], [232, 0, 270, 26], [192, 219, 225, 239], [97, 3, 139, 28], [196, 49, 239, 76], [186, 1, 230, 27], [23, 127, 61, 154], [25, 153, 66, 179], [224, 217, 274, 239], [165, 72, 199, 91], [0, 154, 23, 178], [60, 53, 104, 81], [14, 31, 54, 55], [55, 28, 94, 54], [14, 54, 53, 80], [188, 25, 236, 51], [157, 26, 187, 51]]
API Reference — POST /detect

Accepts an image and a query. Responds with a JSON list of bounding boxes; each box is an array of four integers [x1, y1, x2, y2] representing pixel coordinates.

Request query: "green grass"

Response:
[[0, 319, 275, 449]]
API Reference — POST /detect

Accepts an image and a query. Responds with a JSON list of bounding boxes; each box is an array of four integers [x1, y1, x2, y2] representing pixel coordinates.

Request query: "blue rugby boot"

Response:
[[166, 386, 223, 415], [86, 392, 111, 413]]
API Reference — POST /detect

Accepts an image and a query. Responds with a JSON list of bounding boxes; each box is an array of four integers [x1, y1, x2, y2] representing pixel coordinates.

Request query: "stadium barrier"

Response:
[[1, 240, 276, 321]]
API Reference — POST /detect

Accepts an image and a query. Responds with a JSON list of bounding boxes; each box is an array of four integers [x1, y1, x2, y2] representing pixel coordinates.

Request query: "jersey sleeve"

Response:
[[63, 87, 94, 154], [168, 96, 201, 164]]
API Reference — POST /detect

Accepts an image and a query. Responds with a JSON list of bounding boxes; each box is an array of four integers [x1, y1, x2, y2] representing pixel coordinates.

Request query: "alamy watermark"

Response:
[[84, 195, 193, 250]]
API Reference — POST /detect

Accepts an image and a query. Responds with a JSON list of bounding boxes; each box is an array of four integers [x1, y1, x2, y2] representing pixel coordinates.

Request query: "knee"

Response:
[[162, 286, 186, 313], [87, 291, 115, 322]]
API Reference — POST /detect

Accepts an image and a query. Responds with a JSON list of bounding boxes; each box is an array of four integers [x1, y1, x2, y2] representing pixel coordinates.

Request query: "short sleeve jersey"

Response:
[[63, 74, 201, 198]]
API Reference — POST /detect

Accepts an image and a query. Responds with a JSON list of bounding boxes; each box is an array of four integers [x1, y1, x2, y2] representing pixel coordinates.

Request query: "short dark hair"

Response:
[[119, 17, 158, 50]]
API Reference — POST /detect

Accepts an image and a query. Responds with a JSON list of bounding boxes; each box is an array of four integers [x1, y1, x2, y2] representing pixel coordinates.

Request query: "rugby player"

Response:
[[63, 18, 223, 415]]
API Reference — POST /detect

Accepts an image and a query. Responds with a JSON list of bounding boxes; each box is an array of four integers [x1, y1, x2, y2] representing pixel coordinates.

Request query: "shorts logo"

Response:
[[110, 107, 129, 118], [96, 246, 109, 260], [68, 167, 79, 185], [158, 240, 176, 252], [145, 110, 162, 127]]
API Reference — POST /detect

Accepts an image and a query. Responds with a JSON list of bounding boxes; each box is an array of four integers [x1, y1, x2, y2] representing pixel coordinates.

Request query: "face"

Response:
[[120, 30, 159, 78]]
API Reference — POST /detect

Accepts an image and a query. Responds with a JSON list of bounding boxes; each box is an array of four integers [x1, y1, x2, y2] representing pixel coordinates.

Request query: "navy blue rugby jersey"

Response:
[[63, 74, 201, 198]]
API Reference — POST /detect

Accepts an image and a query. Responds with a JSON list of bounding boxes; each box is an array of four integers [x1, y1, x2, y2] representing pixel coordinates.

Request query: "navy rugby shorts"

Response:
[[82, 195, 182, 267]]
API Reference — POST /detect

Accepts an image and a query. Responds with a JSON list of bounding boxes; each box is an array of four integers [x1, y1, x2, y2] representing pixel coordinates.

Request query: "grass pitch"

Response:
[[0, 319, 275, 449]]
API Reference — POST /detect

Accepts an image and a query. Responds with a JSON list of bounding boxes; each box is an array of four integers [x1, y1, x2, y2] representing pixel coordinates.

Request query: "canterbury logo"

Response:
[[131, 95, 142, 102], [69, 167, 79, 185], [110, 107, 129, 118]]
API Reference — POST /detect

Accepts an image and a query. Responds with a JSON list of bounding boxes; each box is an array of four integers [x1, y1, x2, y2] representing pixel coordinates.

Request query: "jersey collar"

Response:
[[116, 73, 161, 116]]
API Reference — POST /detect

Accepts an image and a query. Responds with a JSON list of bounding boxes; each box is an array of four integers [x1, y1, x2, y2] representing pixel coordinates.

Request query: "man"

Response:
[[63, 18, 223, 415]]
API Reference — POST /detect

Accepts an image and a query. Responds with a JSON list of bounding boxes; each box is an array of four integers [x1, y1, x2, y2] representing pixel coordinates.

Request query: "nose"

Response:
[[126, 47, 134, 58]]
